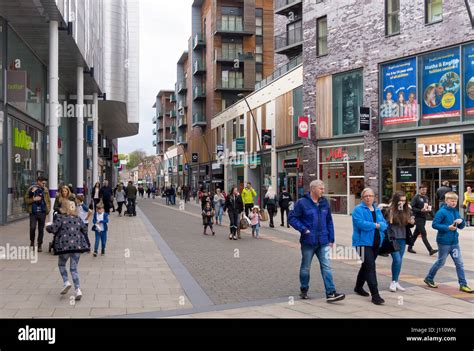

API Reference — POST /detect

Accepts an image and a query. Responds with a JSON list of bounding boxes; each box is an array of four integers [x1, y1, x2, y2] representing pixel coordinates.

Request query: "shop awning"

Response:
[[98, 101, 139, 139]]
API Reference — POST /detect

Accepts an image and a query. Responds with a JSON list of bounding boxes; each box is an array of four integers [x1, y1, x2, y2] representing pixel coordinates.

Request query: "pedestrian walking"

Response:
[[263, 186, 278, 228], [249, 205, 262, 238], [46, 200, 90, 301], [278, 187, 292, 228], [91, 182, 101, 209], [408, 185, 438, 255], [99, 180, 114, 214], [24, 175, 51, 252], [424, 192, 473, 293], [436, 180, 452, 208], [53, 185, 76, 215], [202, 201, 215, 236], [214, 188, 225, 225], [463, 185, 474, 226], [170, 185, 176, 205], [92, 202, 109, 257], [147, 187, 152, 198], [115, 184, 126, 216], [224, 186, 243, 240], [288, 180, 345, 303], [242, 182, 257, 217], [379, 191, 415, 293], [352, 187, 387, 305], [151, 185, 157, 199], [125, 181, 137, 216], [75, 194, 93, 237]]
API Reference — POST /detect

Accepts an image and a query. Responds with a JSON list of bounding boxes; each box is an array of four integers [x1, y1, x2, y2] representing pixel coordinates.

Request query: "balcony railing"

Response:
[[193, 86, 206, 100], [193, 59, 206, 75], [152, 140, 157, 147], [178, 99, 187, 110], [192, 112, 207, 127], [255, 54, 302, 90], [193, 33, 206, 49], [157, 109, 163, 117], [215, 18, 252, 35], [214, 49, 254, 62], [215, 78, 253, 91], [177, 136, 188, 145], [157, 120, 163, 130], [169, 110, 177, 118], [170, 125, 177, 134], [152, 128, 156, 136], [169, 94, 176, 102], [152, 116, 157, 124], [178, 116, 187, 127], [275, 27, 303, 52], [275, 0, 302, 15], [177, 80, 187, 93]]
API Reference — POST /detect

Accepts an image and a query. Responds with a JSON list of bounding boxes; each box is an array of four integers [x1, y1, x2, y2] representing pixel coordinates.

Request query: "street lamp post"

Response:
[[238, 93, 264, 205], [194, 126, 213, 192]]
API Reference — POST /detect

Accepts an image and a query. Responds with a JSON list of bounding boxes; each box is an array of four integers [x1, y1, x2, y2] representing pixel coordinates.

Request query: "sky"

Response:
[[119, 0, 193, 156]]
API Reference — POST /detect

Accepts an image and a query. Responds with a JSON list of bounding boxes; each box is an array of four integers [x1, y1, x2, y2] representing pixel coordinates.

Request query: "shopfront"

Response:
[[317, 144, 365, 215], [278, 148, 304, 202]]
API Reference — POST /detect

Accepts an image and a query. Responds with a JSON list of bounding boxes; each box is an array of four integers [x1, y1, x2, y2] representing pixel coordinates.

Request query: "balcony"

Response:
[[152, 140, 157, 147], [275, 27, 303, 56], [193, 33, 206, 50], [178, 99, 187, 110], [152, 128, 156, 136], [193, 59, 206, 75], [178, 116, 187, 128], [177, 136, 188, 146], [170, 94, 176, 103], [275, 0, 302, 15], [192, 112, 207, 127], [214, 49, 254, 63], [164, 134, 175, 143], [157, 149, 164, 155], [157, 120, 163, 130], [152, 116, 157, 124], [193, 86, 206, 100], [177, 80, 187, 93], [170, 125, 177, 134], [215, 18, 253, 36], [157, 109, 164, 117], [215, 78, 253, 92], [255, 54, 302, 90], [169, 110, 177, 118]]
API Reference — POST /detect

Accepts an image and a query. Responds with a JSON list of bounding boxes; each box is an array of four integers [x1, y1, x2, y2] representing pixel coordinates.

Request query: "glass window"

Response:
[[7, 27, 46, 122], [317, 16, 327, 56], [256, 15, 263, 36], [239, 115, 245, 137], [463, 43, 474, 122], [465, 134, 474, 199], [256, 72, 263, 83], [332, 69, 363, 136], [256, 44, 263, 63], [386, 0, 400, 35], [287, 20, 302, 47], [426, 0, 443, 24]]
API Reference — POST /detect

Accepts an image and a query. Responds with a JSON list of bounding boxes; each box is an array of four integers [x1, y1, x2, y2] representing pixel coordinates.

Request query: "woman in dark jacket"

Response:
[[263, 186, 278, 228], [91, 182, 101, 209], [224, 186, 244, 240], [46, 200, 90, 301]]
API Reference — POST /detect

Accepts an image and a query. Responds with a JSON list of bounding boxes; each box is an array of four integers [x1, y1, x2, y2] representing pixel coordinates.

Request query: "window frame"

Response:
[[316, 16, 328, 57], [425, 0, 443, 25], [385, 0, 400, 36]]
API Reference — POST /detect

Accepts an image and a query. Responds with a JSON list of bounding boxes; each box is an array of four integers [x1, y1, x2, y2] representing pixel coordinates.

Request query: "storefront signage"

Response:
[[216, 144, 224, 157], [236, 138, 245, 152], [421, 47, 461, 119], [13, 128, 33, 150], [463, 43, 474, 115], [283, 158, 299, 169], [417, 134, 462, 167], [322, 146, 361, 162], [178, 164, 183, 172], [396, 167, 417, 183], [113, 154, 119, 164], [380, 57, 418, 125], [7, 70, 27, 103], [262, 129, 272, 146], [298, 116, 309, 138], [359, 107, 371, 131]]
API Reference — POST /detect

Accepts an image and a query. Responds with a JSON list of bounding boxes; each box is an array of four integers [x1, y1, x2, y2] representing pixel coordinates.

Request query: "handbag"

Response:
[[468, 202, 474, 214], [260, 209, 269, 222], [379, 226, 401, 255], [240, 214, 249, 230]]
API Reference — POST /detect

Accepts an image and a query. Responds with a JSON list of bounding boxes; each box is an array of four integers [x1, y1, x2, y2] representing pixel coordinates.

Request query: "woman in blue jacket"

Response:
[[352, 188, 388, 305]]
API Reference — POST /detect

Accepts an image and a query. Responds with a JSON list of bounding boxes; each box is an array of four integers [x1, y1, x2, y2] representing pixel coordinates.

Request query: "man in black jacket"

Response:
[[99, 180, 114, 214], [408, 185, 438, 255], [224, 187, 244, 240], [279, 188, 293, 228], [436, 180, 451, 209]]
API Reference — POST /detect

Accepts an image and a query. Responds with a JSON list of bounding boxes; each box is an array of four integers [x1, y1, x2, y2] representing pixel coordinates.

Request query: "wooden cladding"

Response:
[[243, 0, 256, 33], [316, 75, 332, 139], [275, 91, 293, 147]]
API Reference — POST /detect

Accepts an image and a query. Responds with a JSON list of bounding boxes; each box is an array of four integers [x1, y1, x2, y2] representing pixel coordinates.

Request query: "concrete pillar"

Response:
[[92, 93, 99, 184], [76, 66, 84, 194]]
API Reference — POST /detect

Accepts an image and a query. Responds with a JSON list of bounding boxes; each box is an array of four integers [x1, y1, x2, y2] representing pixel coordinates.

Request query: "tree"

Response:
[[126, 150, 147, 169]]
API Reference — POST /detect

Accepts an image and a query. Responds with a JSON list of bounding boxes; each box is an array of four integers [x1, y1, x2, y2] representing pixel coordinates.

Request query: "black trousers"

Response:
[[280, 207, 289, 226], [267, 205, 276, 226], [30, 212, 46, 245], [117, 201, 125, 214], [356, 246, 380, 296], [228, 211, 240, 235], [127, 198, 136, 215], [410, 218, 434, 252], [244, 204, 253, 217]]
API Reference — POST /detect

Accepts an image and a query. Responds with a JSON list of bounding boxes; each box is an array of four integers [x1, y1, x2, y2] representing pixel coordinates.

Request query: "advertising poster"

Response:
[[421, 47, 461, 119], [380, 57, 417, 125], [464, 43, 474, 115]]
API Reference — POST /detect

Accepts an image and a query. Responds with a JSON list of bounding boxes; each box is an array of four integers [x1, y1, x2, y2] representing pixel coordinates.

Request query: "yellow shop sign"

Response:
[[13, 127, 33, 150]]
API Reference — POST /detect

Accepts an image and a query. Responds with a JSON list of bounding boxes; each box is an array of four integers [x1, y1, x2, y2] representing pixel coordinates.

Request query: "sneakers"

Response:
[[299, 289, 309, 300], [101, 249, 105, 256], [429, 249, 438, 256], [60, 281, 72, 295], [212, 231, 215, 236], [37, 246, 42, 253], [326, 292, 345, 303], [354, 287, 370, 297], [280, 224, 284, 227], [30, 241, 34, 247], [407, 247, 416, 254], [93, 252, 97, 257], [232, 235, 238, 240], [229, 234, 233, 240], [424, 278, 438, 288], [396, 282, 406, 291], [460, 285, 474, 293], [389, 281, 397, 292], [371, 294, 385, 305], [75, 288, 82, 301]]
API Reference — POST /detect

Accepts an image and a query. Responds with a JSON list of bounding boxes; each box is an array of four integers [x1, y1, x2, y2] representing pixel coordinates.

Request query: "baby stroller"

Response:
[[47, 211, 59, 254]]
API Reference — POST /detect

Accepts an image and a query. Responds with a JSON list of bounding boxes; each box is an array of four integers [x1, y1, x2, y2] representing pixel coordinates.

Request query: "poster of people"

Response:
[[464, 43, 474, 116], [421, 47, 461, 119], [380, 57, 418, 125]]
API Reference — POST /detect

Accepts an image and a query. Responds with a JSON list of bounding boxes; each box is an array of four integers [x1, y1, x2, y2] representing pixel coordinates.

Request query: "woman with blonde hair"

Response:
[[264, 186, 278, 228], [53, 185, 76, 214], [46, 200, 90, 301]]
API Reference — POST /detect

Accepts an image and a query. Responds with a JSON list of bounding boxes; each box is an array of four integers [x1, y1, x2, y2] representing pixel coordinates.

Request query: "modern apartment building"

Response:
[[274, 0, 303, 67]]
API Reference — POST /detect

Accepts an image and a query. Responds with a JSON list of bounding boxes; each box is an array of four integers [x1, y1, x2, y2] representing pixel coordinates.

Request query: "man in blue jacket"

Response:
[[289, 180, 345, 302], [424, 192, 473, 293]]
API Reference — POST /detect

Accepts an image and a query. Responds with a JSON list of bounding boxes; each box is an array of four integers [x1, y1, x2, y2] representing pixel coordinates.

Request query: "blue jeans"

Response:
[[94, 231, 107, 253], [215, 206, 223, 224], [252, 224, 260, 237], [300, 244, 336, 295], [390, 239, 406, 282], [426, 244, 467, 286], [58, 253, 81, 289]]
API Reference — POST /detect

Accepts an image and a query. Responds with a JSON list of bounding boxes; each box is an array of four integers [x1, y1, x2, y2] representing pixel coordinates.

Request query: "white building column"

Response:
[[48, 20, 59, 222], [76, 66, 84, 194], [92, 93, 99, 184]]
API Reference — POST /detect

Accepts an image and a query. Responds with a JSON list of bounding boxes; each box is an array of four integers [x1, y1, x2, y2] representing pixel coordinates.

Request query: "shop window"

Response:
[[385, 0, 400, 36], [332, 70, 363, 136], [463, 43, 474, 122], [425, 0, 443, 24], [465, 134, 474, 191]]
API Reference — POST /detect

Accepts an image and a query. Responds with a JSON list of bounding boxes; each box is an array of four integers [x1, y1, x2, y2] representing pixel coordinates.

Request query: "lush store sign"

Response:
[[417, 134, 461, 167], [421, 47, 461, 119], [13, 128, 33, 150]]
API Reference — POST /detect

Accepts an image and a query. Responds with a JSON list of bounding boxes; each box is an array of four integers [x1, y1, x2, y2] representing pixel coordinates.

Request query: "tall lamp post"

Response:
[[194, 125, 213, 192], [238, 93, 264, 205]]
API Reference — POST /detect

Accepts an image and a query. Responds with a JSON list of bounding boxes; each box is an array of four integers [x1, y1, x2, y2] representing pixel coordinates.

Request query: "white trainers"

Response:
[[60, 281, 72, 295], [75, 288, 82, 301], [389, 281, 397, 292], [396, 282, 405, 291]]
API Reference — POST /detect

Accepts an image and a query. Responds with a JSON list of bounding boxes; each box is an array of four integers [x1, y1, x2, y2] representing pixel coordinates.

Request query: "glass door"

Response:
[[440, 168, 460, 210], [420, 168, 438, 212]]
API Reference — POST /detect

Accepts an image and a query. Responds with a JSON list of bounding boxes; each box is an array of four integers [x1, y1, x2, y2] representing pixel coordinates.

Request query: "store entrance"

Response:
[[420, 168, 460, 213]]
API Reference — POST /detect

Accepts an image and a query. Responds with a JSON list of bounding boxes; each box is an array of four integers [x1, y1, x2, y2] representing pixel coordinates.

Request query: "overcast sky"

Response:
[[119, 0, 193, 155]]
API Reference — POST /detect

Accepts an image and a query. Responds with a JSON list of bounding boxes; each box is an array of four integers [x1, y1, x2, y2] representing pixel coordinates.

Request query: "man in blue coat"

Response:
[[289, 180, 345, 302]]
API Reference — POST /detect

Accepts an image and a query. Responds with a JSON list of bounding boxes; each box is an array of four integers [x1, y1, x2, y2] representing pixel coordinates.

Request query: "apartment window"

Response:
[[256, 44, 263, 63], [221, 7, 243, 32], [317, 16, 327, 56], [426, 0, 443, 24], [287, 20, 302, 46], [332, 69, 363, 136], [385, 0, 400, 35], [256, 9, 263, 36], [256, 72, 263, 82], [222, 41, 243, 60], [239, 116, 245, 137], [222, 70, 243, 89]]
